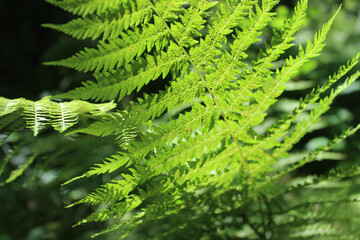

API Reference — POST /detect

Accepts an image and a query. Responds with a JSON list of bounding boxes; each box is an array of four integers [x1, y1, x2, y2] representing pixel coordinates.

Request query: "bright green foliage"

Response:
[[2, 0, 360, 239]]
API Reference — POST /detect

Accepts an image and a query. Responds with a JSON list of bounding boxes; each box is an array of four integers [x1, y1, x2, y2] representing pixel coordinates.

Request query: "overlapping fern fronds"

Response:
[[1, 0, 360, 239]]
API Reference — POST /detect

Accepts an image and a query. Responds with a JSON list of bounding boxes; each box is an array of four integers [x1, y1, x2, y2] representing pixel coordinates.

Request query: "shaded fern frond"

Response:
[[0, 152, 38, 187], [68, 112, 137, 149], [0, 96, 116, 136]]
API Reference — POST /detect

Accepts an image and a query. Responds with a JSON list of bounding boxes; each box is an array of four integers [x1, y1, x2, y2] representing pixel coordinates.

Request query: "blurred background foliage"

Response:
[[0, 0, 359, 239]]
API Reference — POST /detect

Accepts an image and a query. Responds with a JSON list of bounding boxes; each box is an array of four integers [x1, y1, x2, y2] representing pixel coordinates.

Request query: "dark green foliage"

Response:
[[1, 0, 360, 239]]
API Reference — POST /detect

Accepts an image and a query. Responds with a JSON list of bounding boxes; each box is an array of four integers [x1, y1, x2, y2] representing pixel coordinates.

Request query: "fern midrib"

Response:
[[177, 3, 341, 199], [144, 0, 280, 182], [33, 102, 43, 136], [59, 103, 66, 132], [148, 0, 254, 182], [120, 3, 257, 155]]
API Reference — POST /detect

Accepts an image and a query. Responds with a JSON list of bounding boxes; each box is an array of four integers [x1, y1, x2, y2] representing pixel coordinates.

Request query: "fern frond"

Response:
[[22, 97, 52, 136], [0, 152, 38, 186], [126, 71, 205, 123], [74, 194, 143, 227], [67, 173, 140, 207], [244, 7, 340, 125], [43, 5, 153, 40], [262, 52, 360, 150], [51, 102, 79, 132], [273, 71, 360, 158], [54, 42, 188, 101], [0, 111, 22, 133], [68, 112, 137, 147], [0, 137, 30, 177], [46, 0, 129, 17], [0, 97, 23, 116], [0, 96, 116, 136], [263, 122, 360, 189], [243, 0, 308, 84], [31, 0, 360, 238], [46, 21, 169, 73]]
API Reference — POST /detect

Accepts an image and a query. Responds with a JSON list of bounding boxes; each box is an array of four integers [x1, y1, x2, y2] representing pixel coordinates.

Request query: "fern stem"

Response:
[[148, 0, 254, 182], [242, 213, 265, 238], [262, 193, 274, 227], [257, 196, 267, 234]]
